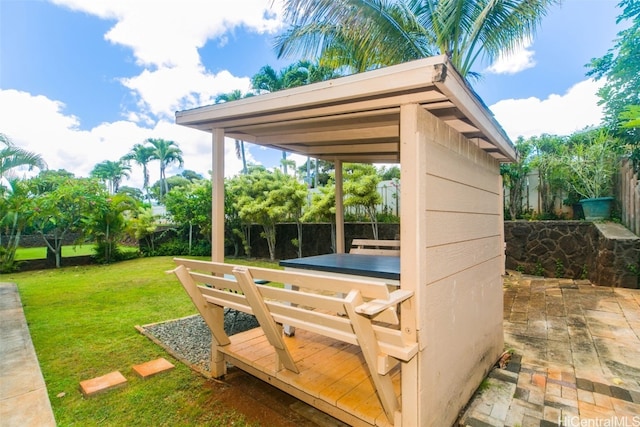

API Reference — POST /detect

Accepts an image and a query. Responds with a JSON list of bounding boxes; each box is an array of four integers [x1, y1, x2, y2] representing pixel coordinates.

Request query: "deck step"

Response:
[[132, 358, 175, 379], [79, 371, 127, 397]]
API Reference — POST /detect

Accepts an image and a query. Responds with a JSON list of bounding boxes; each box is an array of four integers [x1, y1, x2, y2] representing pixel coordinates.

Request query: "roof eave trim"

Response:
[[432, 60, 517, 162]]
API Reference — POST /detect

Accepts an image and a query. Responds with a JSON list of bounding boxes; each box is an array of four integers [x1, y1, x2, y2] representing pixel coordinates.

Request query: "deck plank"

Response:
[[292, 341, 361, 391], [222, 326, 398, 427], [251, 330, 330, 372], [319, 361, 370, 404], [281, 341, 362, 397]]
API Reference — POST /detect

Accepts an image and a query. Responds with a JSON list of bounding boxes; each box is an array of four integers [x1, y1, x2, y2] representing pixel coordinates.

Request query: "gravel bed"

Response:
[[143, 309, 259, 372]]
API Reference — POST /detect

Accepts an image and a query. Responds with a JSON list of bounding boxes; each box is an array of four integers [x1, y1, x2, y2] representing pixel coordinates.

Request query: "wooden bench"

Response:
[[171, 257, 417, 424], [350, 239, 401, 256]]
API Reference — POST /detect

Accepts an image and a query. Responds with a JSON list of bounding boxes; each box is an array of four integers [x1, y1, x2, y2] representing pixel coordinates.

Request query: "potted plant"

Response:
[[564, 129, 618, 220]]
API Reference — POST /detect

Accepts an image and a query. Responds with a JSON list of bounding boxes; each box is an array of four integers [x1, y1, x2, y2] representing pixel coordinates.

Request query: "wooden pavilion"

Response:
[[175, 55, 516, 427]]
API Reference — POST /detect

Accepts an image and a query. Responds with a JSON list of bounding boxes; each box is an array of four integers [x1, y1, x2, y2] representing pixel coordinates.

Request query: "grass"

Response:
[[5, 256, 282, 426], [14, 245, 138, 260]]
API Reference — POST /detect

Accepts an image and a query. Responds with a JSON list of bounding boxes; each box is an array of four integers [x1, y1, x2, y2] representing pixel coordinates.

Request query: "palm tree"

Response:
[[90, 160, 132, 194], [251, 60, 339, 174], [216, 90, 253, 174], [0, 133, 47, 180], [122, 143, 155, 201], [275, 0, 559, 78], [295, 59, 340, 84], [0, 178, 31, 271], [146, 138, 184, 200]]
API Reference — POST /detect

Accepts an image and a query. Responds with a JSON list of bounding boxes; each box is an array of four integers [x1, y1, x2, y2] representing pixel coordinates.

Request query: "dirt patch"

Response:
[[202, 368, 320, 427]]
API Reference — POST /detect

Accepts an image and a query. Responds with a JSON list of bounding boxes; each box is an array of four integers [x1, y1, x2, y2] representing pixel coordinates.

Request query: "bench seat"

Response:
[[350, 239, 401, 256]]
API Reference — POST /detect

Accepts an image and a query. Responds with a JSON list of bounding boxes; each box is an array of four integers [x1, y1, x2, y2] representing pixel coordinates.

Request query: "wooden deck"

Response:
[[221, 326, 400, 427]]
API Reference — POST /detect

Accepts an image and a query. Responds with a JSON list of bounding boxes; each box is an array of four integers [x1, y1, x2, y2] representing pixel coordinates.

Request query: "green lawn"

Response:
[[5, 256, 281, 426], [14, 245, 138, 260]]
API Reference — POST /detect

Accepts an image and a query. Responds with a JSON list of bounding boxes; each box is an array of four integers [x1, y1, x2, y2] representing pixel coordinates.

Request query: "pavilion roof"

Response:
[[176, 55, 516, 163]]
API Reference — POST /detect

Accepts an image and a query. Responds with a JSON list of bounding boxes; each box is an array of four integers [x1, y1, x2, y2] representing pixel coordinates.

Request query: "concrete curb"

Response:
[[0, 283, 56, 427]]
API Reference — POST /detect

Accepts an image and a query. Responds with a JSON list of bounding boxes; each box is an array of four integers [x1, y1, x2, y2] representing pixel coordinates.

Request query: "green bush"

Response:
[[92, 243, 140, 264], [149, 238, 211, 257]]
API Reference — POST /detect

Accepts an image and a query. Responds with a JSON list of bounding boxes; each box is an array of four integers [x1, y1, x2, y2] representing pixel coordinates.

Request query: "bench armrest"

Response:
[[355, 289, 413, 316]]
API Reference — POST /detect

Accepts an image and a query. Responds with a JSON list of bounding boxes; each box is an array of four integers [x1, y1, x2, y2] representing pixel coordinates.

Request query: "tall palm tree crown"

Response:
[[122, 143, 155, 199], [216, 90, 256, 174], [146, 138, 184, 200], [275, 0, 560, 78], [249, 60, 340, 174], [90, 160, 131, 194]]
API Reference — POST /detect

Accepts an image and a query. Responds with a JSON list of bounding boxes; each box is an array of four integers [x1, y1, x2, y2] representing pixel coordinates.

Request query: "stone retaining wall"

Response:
[[1, 233, 83, 248], [505, 221, 639, 288], [16, 255, 95, 272], [592, 223, 640, 289]]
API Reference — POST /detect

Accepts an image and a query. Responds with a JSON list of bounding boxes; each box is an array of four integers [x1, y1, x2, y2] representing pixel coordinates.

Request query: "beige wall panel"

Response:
[[424, 211, 501, 247], [426, 112, 502, 170], [424, 175, 501, 215], [401, 106, 504, 427], [425, 238, 502, 284], [409, 108, 504, 427], [424, 139, 499, 192], [419, 256, 504, 426]]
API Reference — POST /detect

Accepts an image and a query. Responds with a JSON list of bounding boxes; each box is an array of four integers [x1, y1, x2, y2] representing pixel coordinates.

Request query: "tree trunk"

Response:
[[105, 222, 111, 263], [41, 232, 63, 268], [296, 221, 303, 258], [331, 222, 336, 253], [263, 224, 276, 261], [242, 224, 251, 257], [240, 141, 247, 175], [367, 206, 379, 240]]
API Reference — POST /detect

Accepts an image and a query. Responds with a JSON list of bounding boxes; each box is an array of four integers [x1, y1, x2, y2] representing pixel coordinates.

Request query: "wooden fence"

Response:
[[619, 158, 640, 235]]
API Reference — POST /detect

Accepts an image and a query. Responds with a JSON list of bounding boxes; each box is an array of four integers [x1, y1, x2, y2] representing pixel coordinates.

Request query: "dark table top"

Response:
[[279, 253, 400, 281]]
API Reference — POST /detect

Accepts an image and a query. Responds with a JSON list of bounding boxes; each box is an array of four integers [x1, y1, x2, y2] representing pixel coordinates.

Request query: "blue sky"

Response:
[[0, 0, 624, 189]]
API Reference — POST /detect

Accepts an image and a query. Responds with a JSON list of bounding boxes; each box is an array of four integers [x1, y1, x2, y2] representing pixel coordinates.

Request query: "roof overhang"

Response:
[[176, 55, 516, 163]]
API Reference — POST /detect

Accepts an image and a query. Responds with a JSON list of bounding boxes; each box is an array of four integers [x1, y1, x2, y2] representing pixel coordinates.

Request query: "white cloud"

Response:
[[51, 0, 285, 68], [489, 79, 604, 140], [50, 0, 285, 120], [6, 1, 287, 184], [121, 68, 252, 119], [0, 89, 251, 188], [486, 40, 536, 75]]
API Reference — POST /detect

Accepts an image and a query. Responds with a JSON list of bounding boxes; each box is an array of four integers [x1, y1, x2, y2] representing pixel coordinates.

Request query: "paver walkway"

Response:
[[0, 283, 56, 427], [460, 272, 640, 427]]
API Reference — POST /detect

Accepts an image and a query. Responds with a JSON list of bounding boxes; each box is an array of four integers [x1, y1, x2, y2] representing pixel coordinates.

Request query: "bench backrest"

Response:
[[172, 257, 417, 423], [349, 239, 401, 256], [172, 258, 415, 360]]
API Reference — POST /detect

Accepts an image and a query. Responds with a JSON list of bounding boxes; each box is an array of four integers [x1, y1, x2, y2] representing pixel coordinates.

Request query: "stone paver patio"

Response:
[[460, 272, 640, 427]]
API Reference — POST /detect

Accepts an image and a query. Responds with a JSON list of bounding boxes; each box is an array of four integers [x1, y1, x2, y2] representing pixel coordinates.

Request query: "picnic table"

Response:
[[279, 253, 400, 284]]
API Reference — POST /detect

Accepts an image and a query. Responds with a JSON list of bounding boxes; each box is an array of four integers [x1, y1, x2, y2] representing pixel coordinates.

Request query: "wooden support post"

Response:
[[212, 128, 225, 263], [399, 103, 426, 426], [283, 283, 298, 337], [335, 159, 345, 254]]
